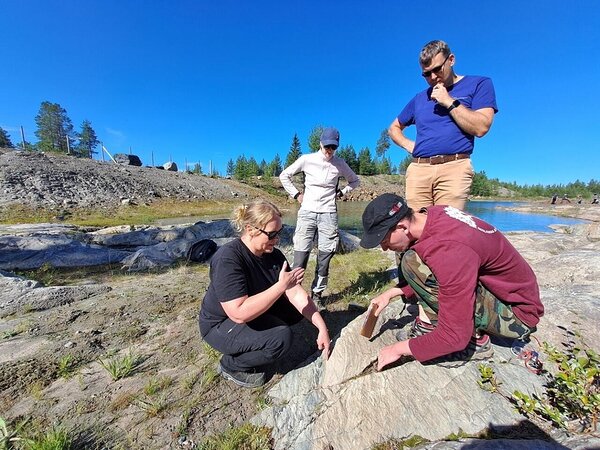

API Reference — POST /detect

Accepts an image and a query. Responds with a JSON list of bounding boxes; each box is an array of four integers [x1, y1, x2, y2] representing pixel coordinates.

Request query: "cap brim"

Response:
[[321, 140, 339, 147], [359, 228, 388, 249]]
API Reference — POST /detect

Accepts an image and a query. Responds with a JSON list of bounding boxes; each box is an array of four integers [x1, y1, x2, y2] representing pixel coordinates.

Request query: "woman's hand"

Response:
[[278, 262, 304, 290], [316, 329, 331, 361]]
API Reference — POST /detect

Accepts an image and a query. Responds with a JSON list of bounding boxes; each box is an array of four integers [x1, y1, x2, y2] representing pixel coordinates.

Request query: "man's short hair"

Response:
[[419, 40, 451, 66]]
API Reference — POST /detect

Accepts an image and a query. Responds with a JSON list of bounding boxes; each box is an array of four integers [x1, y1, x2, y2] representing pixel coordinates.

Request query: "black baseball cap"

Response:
[[360, 194, 409, 248]]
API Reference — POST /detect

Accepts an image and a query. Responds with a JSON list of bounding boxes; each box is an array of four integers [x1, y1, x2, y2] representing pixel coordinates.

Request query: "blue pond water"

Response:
[[464, 201, 585, 232], [325, 201, 587, 236], [158, 200, 587, 235]]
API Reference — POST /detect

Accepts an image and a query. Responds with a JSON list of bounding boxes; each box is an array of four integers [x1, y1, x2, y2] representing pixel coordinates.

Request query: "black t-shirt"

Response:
[[198, 238, 300, 335]]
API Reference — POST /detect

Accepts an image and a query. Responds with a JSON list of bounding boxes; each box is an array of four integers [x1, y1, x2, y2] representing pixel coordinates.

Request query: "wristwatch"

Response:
[[447, 99, 461, 112], [293, 192, 301, 199]]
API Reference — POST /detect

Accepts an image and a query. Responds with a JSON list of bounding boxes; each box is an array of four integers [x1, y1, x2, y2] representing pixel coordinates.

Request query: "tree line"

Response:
[[2, 103, 596, 198], [471, 171, 599, 199], [1, 101, 99, 158], [226, 126, 411, 180]]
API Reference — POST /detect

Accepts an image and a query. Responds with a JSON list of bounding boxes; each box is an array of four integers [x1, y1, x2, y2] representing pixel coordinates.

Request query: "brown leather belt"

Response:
[[412, 153, 470, 165]]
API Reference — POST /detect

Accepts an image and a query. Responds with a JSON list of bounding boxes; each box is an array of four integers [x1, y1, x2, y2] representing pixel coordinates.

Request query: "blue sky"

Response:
[[1, 1, 598, 185]]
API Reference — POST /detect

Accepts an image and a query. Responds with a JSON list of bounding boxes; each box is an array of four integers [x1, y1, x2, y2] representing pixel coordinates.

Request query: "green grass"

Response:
[[143, 375, 173, 396], [0, 198, 245, 227], [99, 350, 144, 381], [57, 354, 77, 379], [308, 248, 393, 307], [198, 423, 272, 450]]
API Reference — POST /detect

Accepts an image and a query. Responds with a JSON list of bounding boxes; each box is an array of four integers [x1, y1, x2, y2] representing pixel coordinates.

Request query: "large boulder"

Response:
[[251, 225, 600, 450], [113, 153, 142, 166], [163, 161, 178, 171]]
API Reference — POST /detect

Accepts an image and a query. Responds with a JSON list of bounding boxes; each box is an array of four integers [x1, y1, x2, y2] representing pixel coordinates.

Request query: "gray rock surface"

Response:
[[252, 224, 600, 450], [0, 270, 111, 318], [0, 220, 361, 272], [0, 149, 256, 209]]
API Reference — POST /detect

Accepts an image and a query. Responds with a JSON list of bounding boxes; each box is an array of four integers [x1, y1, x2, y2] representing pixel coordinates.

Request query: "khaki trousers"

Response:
[[405, 158, 474, 211]]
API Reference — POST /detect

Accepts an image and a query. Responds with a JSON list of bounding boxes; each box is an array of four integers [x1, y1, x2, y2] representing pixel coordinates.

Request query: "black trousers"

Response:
[[201, 300, 302, 372]]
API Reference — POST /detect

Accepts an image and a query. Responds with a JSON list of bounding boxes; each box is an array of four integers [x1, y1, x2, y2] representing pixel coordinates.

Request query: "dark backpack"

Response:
[[187, 239, 217, 263]]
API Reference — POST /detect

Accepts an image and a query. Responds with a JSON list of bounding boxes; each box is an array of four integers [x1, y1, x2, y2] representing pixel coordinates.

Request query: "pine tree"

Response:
[[284, 133, 302, 167], [0, 127, 14, 147], [34, 101, 75, 153], [76, 120, 99, 158], [337, 145, 359, 173], [226, 159, 235, 177], [375, 129, 391, 158], [358, 147, 376, 175], [308, 125, 323, 152], [398, 154, 412, 174], [268, 153, 282, 177]]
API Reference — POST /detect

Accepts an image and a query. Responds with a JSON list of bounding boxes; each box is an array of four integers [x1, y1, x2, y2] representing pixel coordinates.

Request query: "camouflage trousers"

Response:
[[401, 250, 534, 340]]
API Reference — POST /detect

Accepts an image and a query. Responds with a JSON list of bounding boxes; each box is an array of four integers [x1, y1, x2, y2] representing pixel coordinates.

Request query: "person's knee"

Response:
[[263, 326, 293, 362]]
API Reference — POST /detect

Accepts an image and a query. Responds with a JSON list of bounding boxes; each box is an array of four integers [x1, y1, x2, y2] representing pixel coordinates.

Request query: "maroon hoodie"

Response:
[[406, 206, 543, 362]]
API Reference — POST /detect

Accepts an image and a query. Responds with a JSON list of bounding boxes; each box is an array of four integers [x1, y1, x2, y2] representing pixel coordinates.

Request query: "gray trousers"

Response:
[[292, 210, 339, 294]]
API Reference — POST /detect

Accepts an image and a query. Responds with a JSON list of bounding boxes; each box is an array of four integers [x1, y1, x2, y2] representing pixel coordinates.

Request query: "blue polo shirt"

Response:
[[397, 75, 498, 158]]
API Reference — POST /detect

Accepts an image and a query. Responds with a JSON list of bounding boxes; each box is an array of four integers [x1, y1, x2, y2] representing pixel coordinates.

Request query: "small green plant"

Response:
[[2, 320, 33, 340], [371, 435, 429, 449], [135, 396, 168, 418], [201, 342, 221, 364], [1, 416, 28, 450], [99, 350, 144, 381], [198, 423, 272, 450], [478, 332, 599, 433], [200, 364, 219, 388], [57, 355, 77, 379], [477, 363, 501, 393], [26, 426, 71, 450], [256, 395, 272, 411], [143, 375, 173, 396], [513, 338, 599, 431]]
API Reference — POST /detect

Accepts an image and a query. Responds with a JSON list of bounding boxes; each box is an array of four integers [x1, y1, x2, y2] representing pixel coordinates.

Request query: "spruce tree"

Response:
[[0, 127, 13, 148], [34, 101, 75, 153], [76, 120, 99, 158], [308, 125, 323, 152], [284, 133, 302, 167]]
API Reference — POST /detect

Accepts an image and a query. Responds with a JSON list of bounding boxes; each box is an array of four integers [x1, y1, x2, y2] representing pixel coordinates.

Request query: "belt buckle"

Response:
[[430, 155, 445, 165]]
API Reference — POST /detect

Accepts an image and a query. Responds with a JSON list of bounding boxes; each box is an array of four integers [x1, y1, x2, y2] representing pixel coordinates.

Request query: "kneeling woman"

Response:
[[199, 199, 331, 388]]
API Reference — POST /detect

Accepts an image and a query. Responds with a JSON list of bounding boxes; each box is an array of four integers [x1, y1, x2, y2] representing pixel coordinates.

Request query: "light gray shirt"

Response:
[[279, 151, 360, 213]]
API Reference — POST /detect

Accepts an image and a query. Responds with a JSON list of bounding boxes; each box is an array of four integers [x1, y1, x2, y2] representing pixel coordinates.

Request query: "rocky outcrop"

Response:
[[0, 221, 361, 272], [252, 224, 600, 450], [0, 149, 260, 210], [0, 270, 111, 318]]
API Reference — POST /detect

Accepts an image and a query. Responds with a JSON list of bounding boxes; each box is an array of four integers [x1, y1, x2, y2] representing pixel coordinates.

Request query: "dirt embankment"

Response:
[[0, 148, 406, 214]]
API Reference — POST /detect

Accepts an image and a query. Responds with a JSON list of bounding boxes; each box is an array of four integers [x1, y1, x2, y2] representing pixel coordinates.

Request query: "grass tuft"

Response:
[[99, 350, 144, 381]]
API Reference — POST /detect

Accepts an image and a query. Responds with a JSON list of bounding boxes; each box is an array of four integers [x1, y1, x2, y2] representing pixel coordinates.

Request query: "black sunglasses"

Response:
[[324, 144, 338, 151], [253, 226, 283, 240], [421, 54, 450, 78]]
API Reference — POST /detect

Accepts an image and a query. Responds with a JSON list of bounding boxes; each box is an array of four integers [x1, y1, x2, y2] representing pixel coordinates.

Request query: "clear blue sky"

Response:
[[2, 1, 598, 186]]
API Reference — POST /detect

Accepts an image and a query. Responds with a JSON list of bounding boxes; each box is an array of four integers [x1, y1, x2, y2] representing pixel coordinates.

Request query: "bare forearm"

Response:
[[448, 106, 494, 137], [229, 282, 287, 323], [388, 120, 415, 153]]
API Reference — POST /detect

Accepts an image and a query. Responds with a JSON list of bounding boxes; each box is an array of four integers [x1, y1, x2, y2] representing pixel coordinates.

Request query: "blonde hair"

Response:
[[231, 198, 282, 234]]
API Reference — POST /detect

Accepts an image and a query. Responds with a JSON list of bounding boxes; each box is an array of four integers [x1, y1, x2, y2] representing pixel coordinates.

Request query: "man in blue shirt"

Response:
[[389, 40, 498, 211]]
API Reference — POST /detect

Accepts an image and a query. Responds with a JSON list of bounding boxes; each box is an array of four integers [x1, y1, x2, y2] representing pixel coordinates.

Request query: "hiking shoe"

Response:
[[311, 291, 326, 311], [396, 317, 436, 341], [434, 334, 494, 368], [217, 362, 266, 388]]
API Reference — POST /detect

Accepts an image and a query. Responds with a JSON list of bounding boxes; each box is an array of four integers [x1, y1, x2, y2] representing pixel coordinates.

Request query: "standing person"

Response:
[[389, 40, 498, 212], [199, 199, 330, 388], [279, 127, 360, 307], [360, 194, 543, 370]]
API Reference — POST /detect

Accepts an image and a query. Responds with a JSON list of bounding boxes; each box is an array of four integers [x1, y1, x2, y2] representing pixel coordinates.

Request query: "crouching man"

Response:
[[360, 194, 544, 370]]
